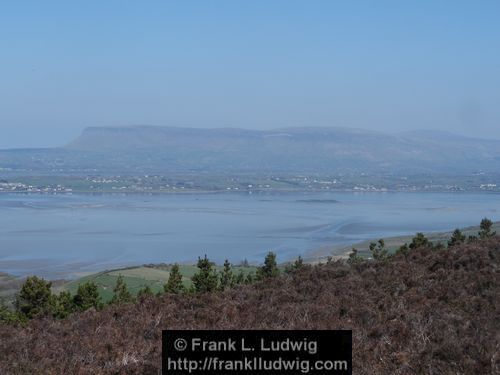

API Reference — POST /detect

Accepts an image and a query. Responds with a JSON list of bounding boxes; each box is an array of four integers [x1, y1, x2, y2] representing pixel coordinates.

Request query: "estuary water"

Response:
[[0, 192, 499, 279]]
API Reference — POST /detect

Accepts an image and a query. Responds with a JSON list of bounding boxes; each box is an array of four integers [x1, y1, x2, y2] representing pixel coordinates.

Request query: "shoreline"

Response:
[[1, 188, 500, 196], [3, 220, 499, 282]]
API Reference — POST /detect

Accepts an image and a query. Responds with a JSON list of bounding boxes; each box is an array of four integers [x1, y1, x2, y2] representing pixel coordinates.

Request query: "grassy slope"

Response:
[[7, 221, 499, 303], [61, 265, 257, 303], [1, 237, 498, 374], [4, 221, 499, 303], [307, 221, 500, 261]]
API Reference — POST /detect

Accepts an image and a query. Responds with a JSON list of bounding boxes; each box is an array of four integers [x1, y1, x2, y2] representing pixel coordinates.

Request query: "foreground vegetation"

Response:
[[0, 218, 498, 374], [310, 220, 500, 261], [0, 256, 269, 324], [61, 263, 257, 303]]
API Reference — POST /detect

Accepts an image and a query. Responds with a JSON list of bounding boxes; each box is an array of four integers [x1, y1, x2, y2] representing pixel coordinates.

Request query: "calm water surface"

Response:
[[0, 192, 498, 278]]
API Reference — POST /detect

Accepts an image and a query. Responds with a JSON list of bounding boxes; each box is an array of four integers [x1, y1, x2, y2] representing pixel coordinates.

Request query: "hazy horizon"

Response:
[[3, 124, 500, 151], [1, 1, 499, 148]]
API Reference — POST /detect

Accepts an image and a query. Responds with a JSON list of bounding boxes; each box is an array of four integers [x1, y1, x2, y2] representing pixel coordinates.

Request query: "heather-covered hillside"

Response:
[[1, 237, 499, 374]]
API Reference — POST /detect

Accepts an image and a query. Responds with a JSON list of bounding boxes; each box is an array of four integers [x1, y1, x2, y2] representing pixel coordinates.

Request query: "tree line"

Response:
[[1, 218, 496, 324], [1, 251, 299, 324], [348, 217, 496, 264]]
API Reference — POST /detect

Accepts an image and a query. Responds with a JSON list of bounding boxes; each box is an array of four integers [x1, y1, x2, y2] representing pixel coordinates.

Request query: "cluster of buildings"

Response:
[[0, 182, 72, 193]]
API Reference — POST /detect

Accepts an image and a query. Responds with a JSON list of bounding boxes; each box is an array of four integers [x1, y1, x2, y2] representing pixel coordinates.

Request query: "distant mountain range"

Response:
[[1, 126, 499, 175]]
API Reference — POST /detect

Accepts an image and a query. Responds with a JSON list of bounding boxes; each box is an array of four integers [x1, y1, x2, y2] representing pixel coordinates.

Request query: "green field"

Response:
[[4, 221, 499, 304], [61, 264, 257, 302]]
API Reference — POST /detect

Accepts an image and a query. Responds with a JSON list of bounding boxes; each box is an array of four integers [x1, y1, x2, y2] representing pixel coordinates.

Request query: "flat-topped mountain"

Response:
[[1, 126, 500, 175]]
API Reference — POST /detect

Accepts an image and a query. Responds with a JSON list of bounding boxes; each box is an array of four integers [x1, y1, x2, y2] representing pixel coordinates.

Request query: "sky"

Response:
[[0, 1, 499, 148]]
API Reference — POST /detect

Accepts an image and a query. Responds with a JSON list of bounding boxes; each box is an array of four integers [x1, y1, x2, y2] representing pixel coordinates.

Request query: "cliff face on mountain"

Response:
[[66, 126, 500, 173], [2, 126, 500, 175]]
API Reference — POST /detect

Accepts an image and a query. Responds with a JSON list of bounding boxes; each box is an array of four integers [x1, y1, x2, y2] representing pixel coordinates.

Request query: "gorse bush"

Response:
[[448, 228, 466, 247], [15, 276, 53, 319], [234, 270, 245, 284], [52, 291, 74, 319], [110, 275, 133, 304], [0, 298, 24, 324], [219, 259, 234, 290], [479, 217, 496, 238], [409, 232, 431, 249], [163, 264, 184, 294], [74, 281, 102, 311], [344, 218, 497, 264], [369, 239, 389, 261], [137, 285, 153, 298], [1, 233, 499, 374], [4, 218, 496, 323], [256, 251, 279, 279], [347, 248, 363, 264], [192, 255, 219, 293], [284, 256, 306, 274]]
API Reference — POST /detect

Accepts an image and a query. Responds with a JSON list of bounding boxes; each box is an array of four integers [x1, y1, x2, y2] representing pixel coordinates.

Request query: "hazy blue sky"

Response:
[[1, 1, 499, 148]]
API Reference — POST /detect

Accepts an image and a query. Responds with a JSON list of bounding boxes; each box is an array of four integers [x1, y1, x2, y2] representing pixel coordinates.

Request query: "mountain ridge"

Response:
[[1, 125, 500, 175]]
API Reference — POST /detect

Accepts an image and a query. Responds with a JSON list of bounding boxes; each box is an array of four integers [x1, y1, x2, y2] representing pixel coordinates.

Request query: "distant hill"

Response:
[[1, 125, 500, 175]]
